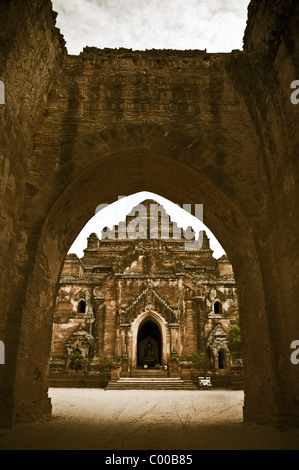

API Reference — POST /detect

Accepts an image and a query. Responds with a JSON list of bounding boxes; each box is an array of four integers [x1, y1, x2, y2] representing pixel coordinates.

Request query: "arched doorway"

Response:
[[137, 320, 162, 369], [130, 309, 169, 369]]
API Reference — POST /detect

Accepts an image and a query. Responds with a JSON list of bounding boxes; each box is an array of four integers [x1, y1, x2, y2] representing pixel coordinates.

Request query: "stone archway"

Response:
[[1, 0, 298, 428], [130, 310, 169, 369], [0, 146, 293, 427]]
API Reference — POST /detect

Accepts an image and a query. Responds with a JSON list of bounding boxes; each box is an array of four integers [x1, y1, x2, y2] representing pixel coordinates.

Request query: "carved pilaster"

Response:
[[120, 323, 130, 358], [168, 322, 180, 359], [83, 290, 94, 334], [93, 296, 105, 356], [193, 296, 206, 353]]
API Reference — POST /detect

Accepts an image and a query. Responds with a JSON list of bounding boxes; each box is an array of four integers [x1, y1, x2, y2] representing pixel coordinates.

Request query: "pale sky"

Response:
[[51, 1, 250, 258], [68, 192, 225, 258], [52, 0, 250, 54]]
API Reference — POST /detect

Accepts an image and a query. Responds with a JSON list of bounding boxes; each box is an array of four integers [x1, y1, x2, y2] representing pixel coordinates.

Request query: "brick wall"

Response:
[[0, 0, 66, 426], [0, 0, 298, 427]]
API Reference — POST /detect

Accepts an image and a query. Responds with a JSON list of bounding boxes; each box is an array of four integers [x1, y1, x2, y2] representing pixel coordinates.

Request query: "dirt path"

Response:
[[0, 389, 298, 450]]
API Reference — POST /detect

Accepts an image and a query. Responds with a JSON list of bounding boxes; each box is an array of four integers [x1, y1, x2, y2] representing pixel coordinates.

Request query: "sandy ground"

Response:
[[0, 388, 298, 450]]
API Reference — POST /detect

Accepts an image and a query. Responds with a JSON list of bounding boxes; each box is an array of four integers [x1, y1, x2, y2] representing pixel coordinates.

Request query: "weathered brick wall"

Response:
[[0, 0, 66, 426], [243, 0, 294, 55], [0, 0, 298, 427], [235, 0, 299, 424]]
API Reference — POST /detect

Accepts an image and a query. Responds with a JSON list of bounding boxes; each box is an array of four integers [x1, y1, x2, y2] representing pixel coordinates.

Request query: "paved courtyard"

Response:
[[0, 389, 298, 450]]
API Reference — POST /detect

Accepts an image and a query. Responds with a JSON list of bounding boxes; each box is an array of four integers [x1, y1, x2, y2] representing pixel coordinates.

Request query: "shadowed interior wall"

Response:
[[0, 0, 66, 425], [0, 0, 298, 427]]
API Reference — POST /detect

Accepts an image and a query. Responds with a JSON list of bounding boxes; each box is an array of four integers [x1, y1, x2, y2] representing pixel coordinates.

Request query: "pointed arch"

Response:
[[130, 309, 169, 368]]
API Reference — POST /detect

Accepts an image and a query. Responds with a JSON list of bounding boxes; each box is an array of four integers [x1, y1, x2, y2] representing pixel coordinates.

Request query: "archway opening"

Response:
[[137, 319, 162, 369], [1, 147, 277, 427]]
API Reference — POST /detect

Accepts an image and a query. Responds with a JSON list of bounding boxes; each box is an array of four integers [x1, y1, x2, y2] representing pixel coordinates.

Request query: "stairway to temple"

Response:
[[106, 370, 198, 390], [130, 369, 168, 378]]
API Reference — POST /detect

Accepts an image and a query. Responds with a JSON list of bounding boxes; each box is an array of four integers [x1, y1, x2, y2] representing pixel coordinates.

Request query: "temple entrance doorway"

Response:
[[137, 320, 162, 369]]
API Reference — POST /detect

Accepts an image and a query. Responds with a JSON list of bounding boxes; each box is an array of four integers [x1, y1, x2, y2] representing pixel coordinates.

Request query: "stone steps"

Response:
[[106, 377, 198, 391], [130, 369, 168, 378]]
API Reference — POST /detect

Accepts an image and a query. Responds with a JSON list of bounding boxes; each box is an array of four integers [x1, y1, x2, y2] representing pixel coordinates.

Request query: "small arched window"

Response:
[[214, 301, 222, 314], [77, 300, 86, 313]]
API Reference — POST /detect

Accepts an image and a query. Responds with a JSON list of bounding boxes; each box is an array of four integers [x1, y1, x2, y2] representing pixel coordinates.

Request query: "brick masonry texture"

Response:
[[0, 0, 298, 427]]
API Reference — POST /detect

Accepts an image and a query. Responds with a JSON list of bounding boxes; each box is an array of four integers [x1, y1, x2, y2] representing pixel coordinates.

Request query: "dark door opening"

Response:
[[137, 320, 162, 368], [218, 349, 225, 369]]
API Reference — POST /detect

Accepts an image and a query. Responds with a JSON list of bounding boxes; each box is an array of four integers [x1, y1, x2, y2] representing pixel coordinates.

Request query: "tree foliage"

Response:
[[69, 350, 87, 372], [227, 318, 242, 360], [68, 351, 113, 374], [92, 356, 114, 373], [186, 351, 213, 375]]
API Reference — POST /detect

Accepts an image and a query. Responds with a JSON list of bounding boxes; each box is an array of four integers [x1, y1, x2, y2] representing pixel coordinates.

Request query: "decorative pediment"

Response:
[[207, 323, 227, 352], [66, 326, 94, 357], [120, 286, 178, 324]]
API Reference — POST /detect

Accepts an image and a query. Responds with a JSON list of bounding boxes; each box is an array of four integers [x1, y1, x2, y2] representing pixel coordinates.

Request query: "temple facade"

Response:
[[50, 200, 240, 380]]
